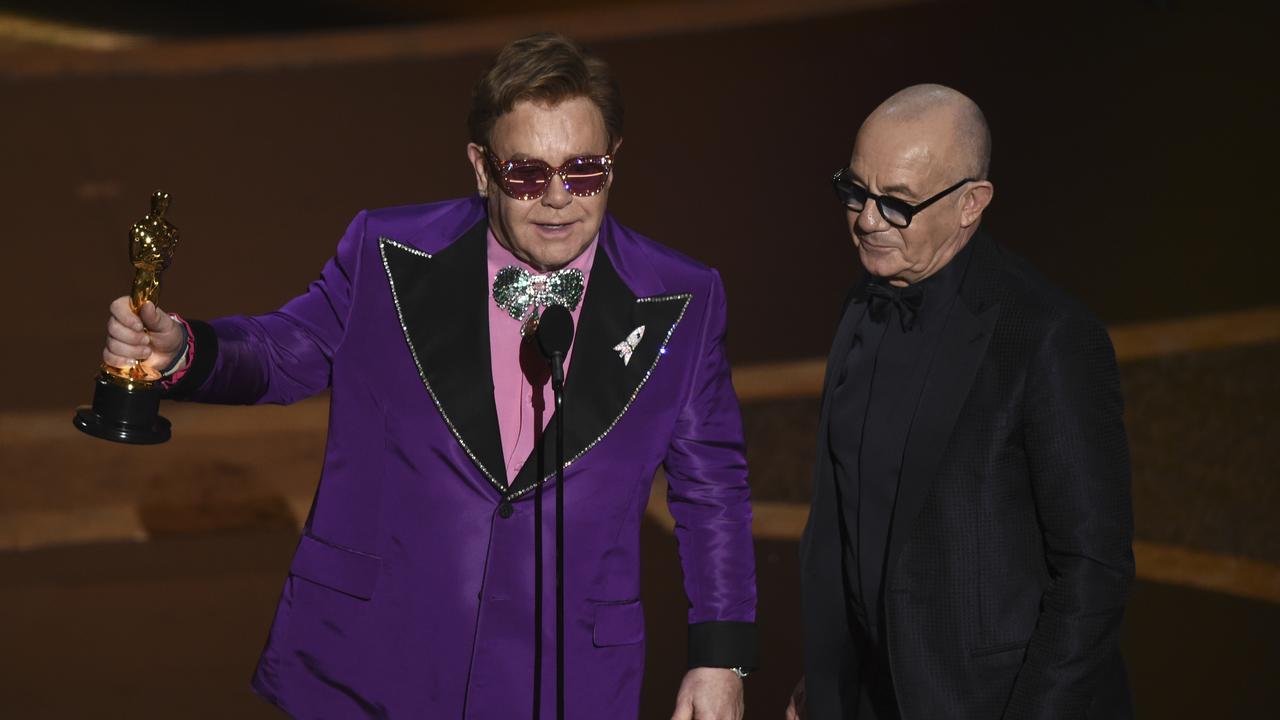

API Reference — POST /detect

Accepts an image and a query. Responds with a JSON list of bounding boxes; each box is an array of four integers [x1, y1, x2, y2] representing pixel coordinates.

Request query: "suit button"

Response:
[[498, 501, 514, 519]]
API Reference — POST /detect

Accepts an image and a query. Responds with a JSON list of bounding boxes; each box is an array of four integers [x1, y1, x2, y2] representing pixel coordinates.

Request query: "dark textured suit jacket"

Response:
[[800, 232, 1135, 719]]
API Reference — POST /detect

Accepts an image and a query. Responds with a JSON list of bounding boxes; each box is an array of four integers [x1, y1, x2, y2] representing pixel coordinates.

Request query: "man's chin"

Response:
[[521, 239, 591, 271], [858, 247, 903, 278]]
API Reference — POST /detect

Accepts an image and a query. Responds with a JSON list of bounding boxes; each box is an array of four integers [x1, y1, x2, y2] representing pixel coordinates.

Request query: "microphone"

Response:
[[535, 305, 574, 391], [533, 302, 574, 720]]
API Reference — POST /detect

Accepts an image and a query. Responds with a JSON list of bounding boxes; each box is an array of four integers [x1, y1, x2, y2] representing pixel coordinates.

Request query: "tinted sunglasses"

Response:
[[486, 150, 614, 201], [831, 167, 974, 228]]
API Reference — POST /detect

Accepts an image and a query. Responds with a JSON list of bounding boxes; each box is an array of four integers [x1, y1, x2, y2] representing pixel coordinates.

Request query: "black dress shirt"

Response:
[[826, 242, 975, 714]]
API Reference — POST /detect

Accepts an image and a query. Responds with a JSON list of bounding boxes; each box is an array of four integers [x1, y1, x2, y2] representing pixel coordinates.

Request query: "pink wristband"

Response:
[[160, 314, 197, 389]]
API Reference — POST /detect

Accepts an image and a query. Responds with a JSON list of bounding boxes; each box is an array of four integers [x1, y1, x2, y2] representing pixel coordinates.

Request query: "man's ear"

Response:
[[466, 143, 490, 197], [959, 181, 994, 228], [610, 137, 624, 155]]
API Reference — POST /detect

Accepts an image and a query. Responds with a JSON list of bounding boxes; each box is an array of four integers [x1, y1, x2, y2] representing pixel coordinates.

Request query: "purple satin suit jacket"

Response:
[[166, 197, 757, 718]]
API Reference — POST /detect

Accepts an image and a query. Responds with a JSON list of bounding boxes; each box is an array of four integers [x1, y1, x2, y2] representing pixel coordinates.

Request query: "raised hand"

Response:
[[103, 296, 185, 374]]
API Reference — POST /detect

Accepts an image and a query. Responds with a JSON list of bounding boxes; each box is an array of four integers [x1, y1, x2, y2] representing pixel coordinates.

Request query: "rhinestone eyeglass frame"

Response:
[[485, 149, 615, 201]]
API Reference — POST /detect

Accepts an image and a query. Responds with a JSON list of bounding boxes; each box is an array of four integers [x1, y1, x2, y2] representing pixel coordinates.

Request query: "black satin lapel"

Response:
[[506, 250, 691, 500], [803, 289, 868, 563], [817, 286, 870, 432], [885, 298, 999, 576], [380, 220, 508, 492]]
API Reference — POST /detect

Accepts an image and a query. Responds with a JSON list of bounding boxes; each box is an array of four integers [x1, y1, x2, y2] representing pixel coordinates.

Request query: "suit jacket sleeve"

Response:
[[1004, 313, 1135, 719], [662, 269, 760, 671], [164, 211, 367, 404]]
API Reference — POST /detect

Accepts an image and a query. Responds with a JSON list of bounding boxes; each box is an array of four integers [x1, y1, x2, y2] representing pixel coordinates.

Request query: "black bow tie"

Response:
[[865, 282, 924, 331]]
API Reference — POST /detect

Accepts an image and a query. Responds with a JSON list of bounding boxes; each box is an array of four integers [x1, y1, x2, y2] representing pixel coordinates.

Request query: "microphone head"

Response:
[[536, 305, 575, 359]]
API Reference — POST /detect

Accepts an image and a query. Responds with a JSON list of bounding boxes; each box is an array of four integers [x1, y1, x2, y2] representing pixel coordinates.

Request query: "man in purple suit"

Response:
[[100, 33, 757, 719]]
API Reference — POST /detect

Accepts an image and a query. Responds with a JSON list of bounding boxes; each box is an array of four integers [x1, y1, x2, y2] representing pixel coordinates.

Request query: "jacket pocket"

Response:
[[288, 533, 381, 600], [592, 599, 645, 647]]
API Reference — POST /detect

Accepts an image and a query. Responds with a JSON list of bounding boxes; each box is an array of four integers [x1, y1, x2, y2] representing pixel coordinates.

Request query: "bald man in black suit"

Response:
[[788, 85, 1134, 720]]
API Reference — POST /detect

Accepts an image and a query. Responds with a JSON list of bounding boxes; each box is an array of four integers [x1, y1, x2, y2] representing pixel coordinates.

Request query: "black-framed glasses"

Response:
[[831, 167, 975, 228]]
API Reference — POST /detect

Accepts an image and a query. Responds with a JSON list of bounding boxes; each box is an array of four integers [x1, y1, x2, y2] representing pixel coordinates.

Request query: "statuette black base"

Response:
[[73, 374, 171, 445]]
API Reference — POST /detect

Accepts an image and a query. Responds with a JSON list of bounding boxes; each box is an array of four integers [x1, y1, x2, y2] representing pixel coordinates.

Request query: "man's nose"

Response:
[[856, 198, 890, 233], [541, 173, 573, 209]]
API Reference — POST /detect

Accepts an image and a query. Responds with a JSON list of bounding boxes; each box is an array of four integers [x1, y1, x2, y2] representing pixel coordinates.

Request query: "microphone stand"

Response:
[[533, 413, 544, 720], [549, 352, 567, 720], [534, 305, 573, 720]]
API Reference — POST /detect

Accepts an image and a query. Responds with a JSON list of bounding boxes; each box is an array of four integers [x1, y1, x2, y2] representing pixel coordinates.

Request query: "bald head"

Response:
[[864, 84, 991, 180], [843, 83, 996, 285]]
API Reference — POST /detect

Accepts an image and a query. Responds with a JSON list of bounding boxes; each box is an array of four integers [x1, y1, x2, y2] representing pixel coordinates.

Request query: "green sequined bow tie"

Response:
[[491, 266, 585, 324]]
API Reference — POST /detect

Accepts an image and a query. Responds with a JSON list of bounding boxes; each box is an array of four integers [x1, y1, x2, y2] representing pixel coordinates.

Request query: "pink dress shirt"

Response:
[[487, 229, 597, 484]]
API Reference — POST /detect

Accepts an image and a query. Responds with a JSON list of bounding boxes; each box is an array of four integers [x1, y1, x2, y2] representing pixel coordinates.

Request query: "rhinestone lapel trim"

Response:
[[379, 236, 507, 495], [504, 292, 692, 502]]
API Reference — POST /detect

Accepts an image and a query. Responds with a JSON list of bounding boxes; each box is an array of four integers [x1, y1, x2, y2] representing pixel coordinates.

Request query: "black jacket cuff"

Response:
[[161, 319, 218, 399], [688, 621, 759, 671]]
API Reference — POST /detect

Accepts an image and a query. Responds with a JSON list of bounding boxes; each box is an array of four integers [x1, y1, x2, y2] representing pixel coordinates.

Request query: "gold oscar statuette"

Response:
[[74, 191, 181, 444]]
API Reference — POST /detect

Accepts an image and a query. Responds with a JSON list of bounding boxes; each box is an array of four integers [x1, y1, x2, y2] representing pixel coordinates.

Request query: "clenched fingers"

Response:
[[104, 328, 151, 368], [104, 297, 154, 368], [109, 296, 144, 332]]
